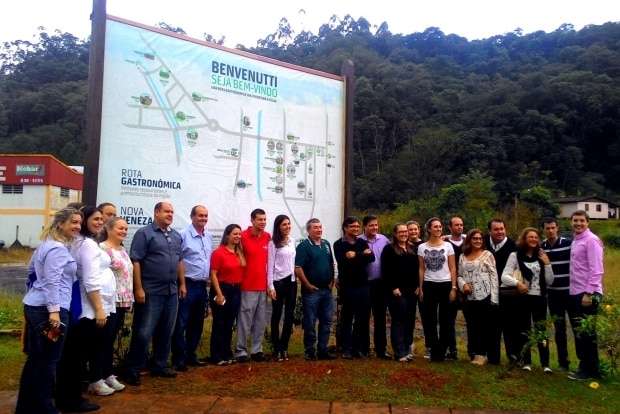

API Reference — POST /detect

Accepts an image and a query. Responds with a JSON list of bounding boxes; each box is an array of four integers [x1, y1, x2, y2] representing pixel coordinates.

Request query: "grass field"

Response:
[[0, 248, 618, 413]]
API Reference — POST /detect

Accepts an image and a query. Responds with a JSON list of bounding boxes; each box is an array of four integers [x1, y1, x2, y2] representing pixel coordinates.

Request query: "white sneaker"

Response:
[[543, 367, 553, 374], [88, 379, 115, 396], [406, 353, 414, 361], [398, 356, 409, 362], [522, 365, 532, 372], [105, 375, 126, 391]]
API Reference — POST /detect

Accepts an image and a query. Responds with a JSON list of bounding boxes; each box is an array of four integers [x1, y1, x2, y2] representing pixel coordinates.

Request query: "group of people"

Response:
[[15, 200, 605, 414]]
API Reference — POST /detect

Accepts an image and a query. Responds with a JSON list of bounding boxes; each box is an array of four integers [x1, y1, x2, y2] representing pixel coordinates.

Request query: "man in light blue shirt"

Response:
[[172, 205, 213, 370]]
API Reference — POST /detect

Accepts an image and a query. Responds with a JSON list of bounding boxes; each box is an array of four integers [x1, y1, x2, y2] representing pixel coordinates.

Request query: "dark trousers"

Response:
[[464, 297, 493, 357], [302, 288, 334, 356], [172, 279, 208, 366], [548, 289, 571, 368], [15, 306, 69, 414], [568, 293, 600, 377], [520, 295, 549, 367], [81, 316, 116, 382], [340, 285, 371, 355], [126, 293, 178, 375], [270, 276, 297, 354], [499, 293, 524, 362], [368, 279, 388, 356], [56, 316, 87, 408], [387, 289, 417, 359], [209, 283, 241, 363], [107, 307, 128, 376], [422, 281, 455, 361]]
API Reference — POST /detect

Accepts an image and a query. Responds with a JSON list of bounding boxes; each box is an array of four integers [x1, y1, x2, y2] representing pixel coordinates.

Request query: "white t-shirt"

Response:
[[418, 241, 454, 282]]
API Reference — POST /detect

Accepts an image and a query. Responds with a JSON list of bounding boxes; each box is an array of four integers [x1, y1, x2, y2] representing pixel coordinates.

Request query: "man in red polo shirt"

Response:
[[235, 208, 271, 362]]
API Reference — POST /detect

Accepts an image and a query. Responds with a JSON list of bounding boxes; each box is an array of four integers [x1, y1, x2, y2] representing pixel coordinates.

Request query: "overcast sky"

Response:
[[1, 0, 619, 47]]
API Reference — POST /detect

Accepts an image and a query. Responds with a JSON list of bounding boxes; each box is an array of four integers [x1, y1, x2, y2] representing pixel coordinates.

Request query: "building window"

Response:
[[596, 204, 602, 212], [2, 184, 23, 194], [585, 203, 589, 211], [60, 187, 70, 198]]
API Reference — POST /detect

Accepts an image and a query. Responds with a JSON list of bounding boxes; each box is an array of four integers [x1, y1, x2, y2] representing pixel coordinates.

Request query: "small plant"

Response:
[[576, 292, 620, 378]]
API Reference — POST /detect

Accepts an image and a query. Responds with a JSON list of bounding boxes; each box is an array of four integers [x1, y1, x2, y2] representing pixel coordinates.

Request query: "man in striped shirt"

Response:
[[541, 217, 572, 371]]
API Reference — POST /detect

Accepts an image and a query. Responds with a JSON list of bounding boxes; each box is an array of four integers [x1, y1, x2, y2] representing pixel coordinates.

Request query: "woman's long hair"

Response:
[[461, 228, 485, 256], [272, 214, 290, 248], [516, 227, 541, 254], [221, 224, 246, 266], [391, 223, 413, 255], [40, 207, 83, 243]]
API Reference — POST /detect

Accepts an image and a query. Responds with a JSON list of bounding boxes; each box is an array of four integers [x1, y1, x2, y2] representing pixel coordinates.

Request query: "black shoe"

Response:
[[354, 352, 369, 359], [568, 370, 600, 381], [446, 351, 458, 360], [317, 352, 336, 360], [120, 371, 141, 386], [187, 358, 207, 367], [377, 352, 392, 360], [151, 368, 177, 378], [251, 352, 266, 362], [236, 355, 250, 363], [304, 351, 317, 361], [174, 363, 188, 372], [57, 399, 100, 413], [282, 351, 289, 361], [341, 352, 353, 359], [274, 351, 284, 362]]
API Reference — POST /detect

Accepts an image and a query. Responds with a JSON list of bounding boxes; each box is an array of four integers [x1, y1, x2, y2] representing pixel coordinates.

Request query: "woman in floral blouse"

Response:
[[458, 228, 499, 366], [99, 217, 133, 391]]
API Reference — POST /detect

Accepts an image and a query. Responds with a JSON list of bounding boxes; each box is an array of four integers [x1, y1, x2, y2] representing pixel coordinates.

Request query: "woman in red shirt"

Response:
[[209, 224, 246, 365]]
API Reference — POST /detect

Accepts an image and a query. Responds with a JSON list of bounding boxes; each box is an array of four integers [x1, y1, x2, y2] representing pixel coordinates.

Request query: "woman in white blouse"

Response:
[[267, 214, 297, 361], [458, 229, 499, 366], [56, 206, 118, 409], [501, 227, 554, 373]]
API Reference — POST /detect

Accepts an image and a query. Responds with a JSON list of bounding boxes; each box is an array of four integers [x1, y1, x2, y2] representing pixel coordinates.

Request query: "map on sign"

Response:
[[97, 18, 346, 243]]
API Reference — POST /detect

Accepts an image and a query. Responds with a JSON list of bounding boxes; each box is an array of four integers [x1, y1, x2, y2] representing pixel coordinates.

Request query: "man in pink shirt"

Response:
[[567, 210, 604, 380]]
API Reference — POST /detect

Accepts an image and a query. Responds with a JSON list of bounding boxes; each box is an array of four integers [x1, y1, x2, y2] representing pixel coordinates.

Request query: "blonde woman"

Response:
[[16, 208, 82, 414]]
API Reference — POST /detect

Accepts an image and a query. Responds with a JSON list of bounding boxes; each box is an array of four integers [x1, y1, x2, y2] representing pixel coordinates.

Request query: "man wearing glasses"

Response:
[[124, 201, 186, 385]]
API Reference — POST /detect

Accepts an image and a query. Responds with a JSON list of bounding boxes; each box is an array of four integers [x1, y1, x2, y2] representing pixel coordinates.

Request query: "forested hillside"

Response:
[[1, 17, 619, 210]]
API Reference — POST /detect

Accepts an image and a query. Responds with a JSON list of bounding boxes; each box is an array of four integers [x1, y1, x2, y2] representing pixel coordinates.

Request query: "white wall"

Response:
[[49, 186, 80, 210], [0, 215, 45, 247], [578, 201, 608, 219], [0, 185, 46, 208], [559, 202, 579, 218]]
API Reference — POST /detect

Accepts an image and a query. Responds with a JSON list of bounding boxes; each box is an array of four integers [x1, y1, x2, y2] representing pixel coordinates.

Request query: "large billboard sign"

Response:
[[95, 16, 347, 242]]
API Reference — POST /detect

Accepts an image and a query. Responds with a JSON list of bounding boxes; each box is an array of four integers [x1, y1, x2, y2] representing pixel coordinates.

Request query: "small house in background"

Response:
[[555, 196, 620, 220], [0, 154, 83, 247]]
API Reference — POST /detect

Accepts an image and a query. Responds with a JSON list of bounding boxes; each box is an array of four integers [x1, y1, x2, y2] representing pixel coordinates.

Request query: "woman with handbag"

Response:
[[16, 207, 82, 414], [458, 229, 499, 366], [501, 227, 554, 372]]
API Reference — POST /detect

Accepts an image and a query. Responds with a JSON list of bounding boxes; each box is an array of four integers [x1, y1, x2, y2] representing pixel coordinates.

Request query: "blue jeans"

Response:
[[15, 305, 69, 414], [172, 279, 208, 365], [126, 293, 178, 374], [302, 288, 334, 356]]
